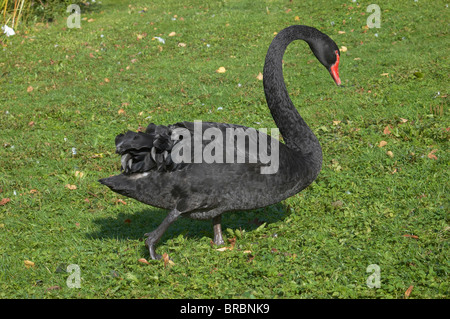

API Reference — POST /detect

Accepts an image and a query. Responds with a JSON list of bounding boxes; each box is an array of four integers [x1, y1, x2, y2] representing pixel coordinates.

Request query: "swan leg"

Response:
[[144, 209, 181, 260], [212, 215, 225, 245]]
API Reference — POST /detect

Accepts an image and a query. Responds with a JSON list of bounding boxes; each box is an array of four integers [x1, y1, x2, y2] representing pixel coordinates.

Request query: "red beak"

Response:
[[329, 50, 341, 86]]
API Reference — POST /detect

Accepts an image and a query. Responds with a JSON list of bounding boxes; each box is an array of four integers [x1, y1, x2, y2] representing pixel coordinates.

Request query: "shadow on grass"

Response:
[[87, 203, 291, 247]]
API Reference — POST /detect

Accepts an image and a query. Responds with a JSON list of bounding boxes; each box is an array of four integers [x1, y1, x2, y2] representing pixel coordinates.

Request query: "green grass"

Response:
[[0, 0, 448, 298]]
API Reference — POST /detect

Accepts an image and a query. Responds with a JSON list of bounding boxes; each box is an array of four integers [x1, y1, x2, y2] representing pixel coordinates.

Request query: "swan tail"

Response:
[[98, 174, 136, 197]]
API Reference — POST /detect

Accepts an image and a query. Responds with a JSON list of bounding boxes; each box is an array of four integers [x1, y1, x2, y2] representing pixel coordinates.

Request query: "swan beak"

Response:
[[329, 50, 341, 86]]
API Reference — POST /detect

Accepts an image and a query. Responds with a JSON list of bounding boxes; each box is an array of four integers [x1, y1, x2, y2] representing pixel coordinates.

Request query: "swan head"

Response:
[[308, 36, 341, 86]]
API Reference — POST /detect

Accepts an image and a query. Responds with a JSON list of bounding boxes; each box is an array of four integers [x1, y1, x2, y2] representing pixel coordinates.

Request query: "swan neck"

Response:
[[263, 25, 322, 167]]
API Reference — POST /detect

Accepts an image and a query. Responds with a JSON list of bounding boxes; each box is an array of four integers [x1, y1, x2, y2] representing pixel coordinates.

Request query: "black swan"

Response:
[[99, 25, 341, 259]]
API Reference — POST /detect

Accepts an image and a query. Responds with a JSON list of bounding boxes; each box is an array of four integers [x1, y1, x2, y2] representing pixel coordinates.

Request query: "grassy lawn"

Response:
[[0, 0, 448, 299]]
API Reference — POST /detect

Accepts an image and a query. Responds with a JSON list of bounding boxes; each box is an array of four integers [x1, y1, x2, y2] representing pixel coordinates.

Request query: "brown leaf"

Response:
[[256, 72, 263, 81], [378, 140, 388, 148], [404, 285, 414, 299], [116, 199, 127, 205], [28, 121, 35, 127], [27, 86, 34, 93], [138, 258, 150, 264], [403, 234, 419, 239], [383, 125, 391, 135], [163, 253, 169, 267], [24, 260, 35, 268], [0, 198, 11, 206], [228, 237, 236, 250], [46, 286, 61, 291], [65, 184, 77, 190], [427, 149, 438, 160], [124, 218, 131, 224]]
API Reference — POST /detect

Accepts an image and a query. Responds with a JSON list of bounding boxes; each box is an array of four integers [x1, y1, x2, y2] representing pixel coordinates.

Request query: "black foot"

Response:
[[144, 232, 162, 260], [212, 215, 225, 245]]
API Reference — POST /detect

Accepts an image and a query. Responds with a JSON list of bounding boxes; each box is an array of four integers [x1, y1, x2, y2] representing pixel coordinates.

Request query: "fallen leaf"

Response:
[[65, 184, 77, 190], [399, 118, 408, 123], [216, 247, 229, 252], [383, 125, 391, 135], [427, 149, 438, 160], [340, 46, 348, 52], [404, 285, 414, 299], [87, 18, 95, 22], [124, 218, 131, 224], [27, 86, 33, 92], [168, 31, 176, 37], [116, 199, 127, 205], [138, 258, 150, 264], [162, 253, 169, 267], [256, 72, 263, 80], [403, 234, 419, 239], [243, 250, 252, 254], [118, 108, 126, 115], [216, 66, 226, 73], [178, 42, 186, 47], [24, 260, 35, 268], [46, 285, 61, 291], [228, 237, 236, 249], [75, 171, 84, 178], [104, 78, 110, 83], [28, 121, 35, 126], [294, 16, 300, 21], [29, 189, 38, 194], [386, 151, 394, 158], [338, 31, 346, 34], [332, 120, 341, 126], [162, 253, 174, 267], [378, 140, 388, 147], [0, 198, 11, 206], [380, 73, 389, 77], [136, 33, 147, 40]]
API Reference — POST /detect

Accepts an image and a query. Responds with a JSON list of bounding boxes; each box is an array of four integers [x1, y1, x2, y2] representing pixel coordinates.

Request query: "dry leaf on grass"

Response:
[[65, 184, 77, 190], [378, 140, 388, 147], [216, 66, 226, 73], [402, 234, 419, 239], [0, 198, 10, 206], [404, 285, 414, 299], [24, 260, 35, 268], [427, 149, 438, 160]]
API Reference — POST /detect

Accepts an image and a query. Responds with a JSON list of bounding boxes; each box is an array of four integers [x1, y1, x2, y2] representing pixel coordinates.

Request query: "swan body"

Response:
[[99, 25, 341, 259]]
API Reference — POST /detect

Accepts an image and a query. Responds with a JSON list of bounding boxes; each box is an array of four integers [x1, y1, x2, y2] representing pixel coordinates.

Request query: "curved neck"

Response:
[[263, 25, 322, 167]]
